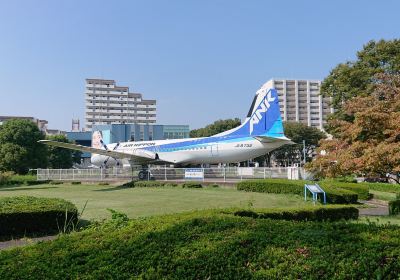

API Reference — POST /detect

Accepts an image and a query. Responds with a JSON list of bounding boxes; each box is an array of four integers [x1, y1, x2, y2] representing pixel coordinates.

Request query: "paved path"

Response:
[[0, 235, 57, 251], [359, 199, 389, 216]]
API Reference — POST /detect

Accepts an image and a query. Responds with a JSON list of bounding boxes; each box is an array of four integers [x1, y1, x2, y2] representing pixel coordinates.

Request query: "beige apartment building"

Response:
[[85, 79, 156, 130], [265, 79, 333, 130]]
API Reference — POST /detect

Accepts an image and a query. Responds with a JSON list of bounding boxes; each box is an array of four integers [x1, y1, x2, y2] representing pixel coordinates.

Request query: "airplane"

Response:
[[39, 83, 293, 179]]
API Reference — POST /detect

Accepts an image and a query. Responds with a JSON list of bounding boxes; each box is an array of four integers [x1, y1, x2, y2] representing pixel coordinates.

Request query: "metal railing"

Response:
[[36, 167, 306, 182]]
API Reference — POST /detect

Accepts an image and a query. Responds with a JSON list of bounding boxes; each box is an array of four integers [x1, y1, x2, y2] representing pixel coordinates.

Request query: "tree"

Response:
[[46, 134, 74, 169], [72, 150, 83, 165], [190, 118, 241, 137], [0, 119, 47, 174], [322, 39, 400, 111], [0, 143, 28, 174], [269, 122, 326, 166], [307, 73, 400, 182]]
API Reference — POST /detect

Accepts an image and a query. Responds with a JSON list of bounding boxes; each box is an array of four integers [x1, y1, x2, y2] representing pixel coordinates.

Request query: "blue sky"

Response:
[[0, 0, 399, 131]]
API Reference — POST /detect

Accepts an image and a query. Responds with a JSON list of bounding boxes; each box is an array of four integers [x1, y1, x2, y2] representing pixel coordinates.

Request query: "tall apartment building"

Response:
[[265, 79, 333, 130], [85, 78, 156, 129]]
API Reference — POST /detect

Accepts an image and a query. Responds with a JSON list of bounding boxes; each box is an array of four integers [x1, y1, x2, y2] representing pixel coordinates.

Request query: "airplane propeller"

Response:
[[100, 139, 121, 167]]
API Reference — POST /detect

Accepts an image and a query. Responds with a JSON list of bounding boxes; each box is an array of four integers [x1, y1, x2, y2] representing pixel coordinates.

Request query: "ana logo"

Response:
[[249, 91, 276, 134]]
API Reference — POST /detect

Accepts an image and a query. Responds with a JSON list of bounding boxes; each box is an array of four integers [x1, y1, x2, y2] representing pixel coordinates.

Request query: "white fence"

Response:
[[37, 167, 306, 182]]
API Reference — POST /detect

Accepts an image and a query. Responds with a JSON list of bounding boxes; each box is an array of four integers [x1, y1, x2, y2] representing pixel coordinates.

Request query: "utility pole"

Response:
[[303, 140, 306, 166]]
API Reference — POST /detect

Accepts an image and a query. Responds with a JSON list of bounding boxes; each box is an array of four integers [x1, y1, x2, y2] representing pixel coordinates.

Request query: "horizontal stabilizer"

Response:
[[254, 136, 294, 144]]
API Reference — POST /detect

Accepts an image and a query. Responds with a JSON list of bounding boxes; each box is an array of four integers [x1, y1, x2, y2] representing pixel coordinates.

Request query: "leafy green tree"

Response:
[[46, 134, 74, 169], [322, 39, 400, 112], [0, 143, 28, 174], [72, 150, 83, 165], [190, 118, 241, 137], [0, 119, 47, 174], [270, 122, 326, 166]]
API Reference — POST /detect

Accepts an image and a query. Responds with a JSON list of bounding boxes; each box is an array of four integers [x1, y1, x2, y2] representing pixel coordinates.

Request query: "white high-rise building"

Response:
[[85, 79, 156, 130], [265, 79, 333, 130]]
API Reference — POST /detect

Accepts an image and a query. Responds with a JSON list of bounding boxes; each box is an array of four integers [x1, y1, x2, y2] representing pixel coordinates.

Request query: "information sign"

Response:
[[185, 168, 204, 180]]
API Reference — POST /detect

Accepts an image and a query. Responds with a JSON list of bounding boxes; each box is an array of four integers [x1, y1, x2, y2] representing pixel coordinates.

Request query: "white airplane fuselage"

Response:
[[91, 135, 289, 167]]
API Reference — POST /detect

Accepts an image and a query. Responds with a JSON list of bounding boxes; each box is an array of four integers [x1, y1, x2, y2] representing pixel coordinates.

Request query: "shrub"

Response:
[[121, 181, 136, 188], [0, 173, 45, 186], [98, 182, 109, 186], [0, 210, 399, 279], [362, 182, 400, 198], [237, 179, 358, 204], [182, 182, 203, 188], [0, 171, 15, 185], [320, 180, 372, 200], [322, 187, 358, 204], [331, 176, 358, 183], [237, 179, 304, 195], [120, 180, 178, 188], [233, 205, 359, 221], [134, 181, 178, 188], [49, 181, 63, 185], [71, 181, 81, 185], [389, 200, 400, 215], [0, 196, 78, 237]]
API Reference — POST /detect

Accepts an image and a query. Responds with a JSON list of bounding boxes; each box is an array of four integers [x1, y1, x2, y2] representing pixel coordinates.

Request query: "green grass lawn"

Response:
[[0, 183, 312, 220]]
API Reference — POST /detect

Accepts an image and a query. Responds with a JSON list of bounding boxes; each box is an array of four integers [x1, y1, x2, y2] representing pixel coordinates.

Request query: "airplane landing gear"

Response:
[[138, 169, 154, 180]]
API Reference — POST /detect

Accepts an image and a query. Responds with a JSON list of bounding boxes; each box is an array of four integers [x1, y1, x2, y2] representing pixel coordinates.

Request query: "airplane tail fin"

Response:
[[92, 131, 107, 149], [215, 83, 286, 139]]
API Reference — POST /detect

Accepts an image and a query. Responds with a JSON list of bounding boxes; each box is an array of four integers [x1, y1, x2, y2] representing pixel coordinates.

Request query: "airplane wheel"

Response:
[[138, 170, 148, 180]]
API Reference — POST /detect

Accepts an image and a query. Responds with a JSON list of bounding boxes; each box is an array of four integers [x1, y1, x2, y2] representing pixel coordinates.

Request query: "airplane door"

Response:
[[210, 143, 219, 157]]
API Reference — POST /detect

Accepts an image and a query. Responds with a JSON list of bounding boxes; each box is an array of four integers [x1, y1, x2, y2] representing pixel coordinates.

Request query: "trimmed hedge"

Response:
[[0, 196, 78, 237], [362, 182, 400, 198], [135, 181, 178, 188], [321, 180, 372, 200], [237, 179, 304, 195], [120, 180, 204, 188], [322, 187, 358, 204], [233, 205, 359, 221], [49, 181, 63, 185], [120, 180, 178, 188], [182, 182, 203, 188], [389, 200, 400, 215], [0, 173, 49, 187], [0, 210, 399, 279], [236, 179, 359, 204]]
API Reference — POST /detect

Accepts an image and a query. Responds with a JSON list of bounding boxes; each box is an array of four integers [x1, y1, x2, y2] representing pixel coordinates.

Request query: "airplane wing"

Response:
[[38, 140, 157, 164]]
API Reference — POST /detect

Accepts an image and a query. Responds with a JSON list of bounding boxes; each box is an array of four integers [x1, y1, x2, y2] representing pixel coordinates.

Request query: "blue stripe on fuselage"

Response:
[[143, 135, 253, 153]]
